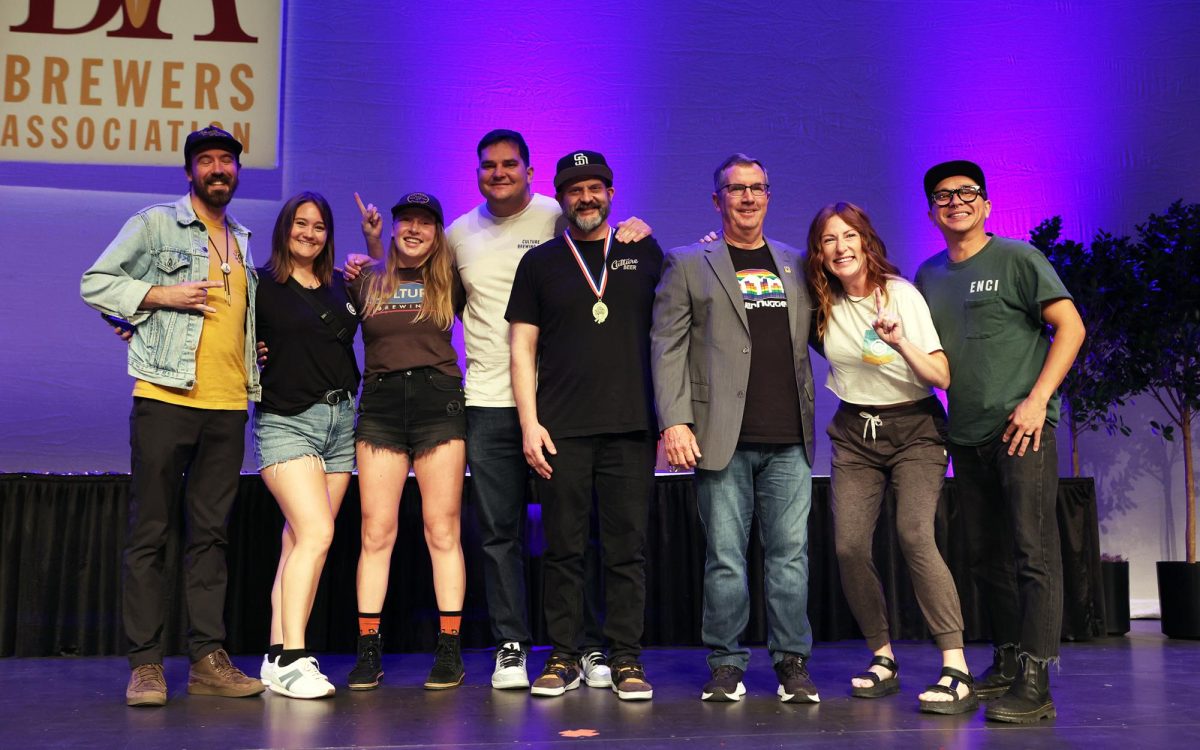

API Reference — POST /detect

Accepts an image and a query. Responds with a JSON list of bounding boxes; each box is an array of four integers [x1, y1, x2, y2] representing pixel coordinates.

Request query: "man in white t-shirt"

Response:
[[349, 131, 651, 689]]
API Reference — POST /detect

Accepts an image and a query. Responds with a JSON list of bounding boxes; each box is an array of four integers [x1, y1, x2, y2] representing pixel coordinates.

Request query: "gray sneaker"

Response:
[[492, 641, 529, 689], [581, 650, 612, 688]]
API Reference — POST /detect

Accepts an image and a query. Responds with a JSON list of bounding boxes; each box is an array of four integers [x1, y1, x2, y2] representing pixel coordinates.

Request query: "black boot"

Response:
[[976, 645, 1019, 700], [424, 632, 465, 690], [984, 653, 1055, 723], [348, 633, 383, 690]]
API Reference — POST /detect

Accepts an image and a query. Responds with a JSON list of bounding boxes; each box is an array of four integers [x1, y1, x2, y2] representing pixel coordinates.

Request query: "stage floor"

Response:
[[1, 621, 1196, 749]]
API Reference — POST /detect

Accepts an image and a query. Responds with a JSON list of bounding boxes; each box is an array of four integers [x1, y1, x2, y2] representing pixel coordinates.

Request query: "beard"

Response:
[[566, 198, 611, 234], [192, 171, 240, 209]]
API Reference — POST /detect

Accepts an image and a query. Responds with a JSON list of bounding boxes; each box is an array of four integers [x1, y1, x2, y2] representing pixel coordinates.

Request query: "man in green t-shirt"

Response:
[[914, 160, 1085, 724]]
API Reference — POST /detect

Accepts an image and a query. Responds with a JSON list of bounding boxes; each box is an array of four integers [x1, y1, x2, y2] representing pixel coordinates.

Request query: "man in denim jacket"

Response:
[[81, 126, 264, 707]]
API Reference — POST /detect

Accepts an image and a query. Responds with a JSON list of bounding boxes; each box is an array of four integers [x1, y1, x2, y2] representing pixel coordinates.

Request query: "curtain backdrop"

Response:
[[0, 474, 1104, 658]]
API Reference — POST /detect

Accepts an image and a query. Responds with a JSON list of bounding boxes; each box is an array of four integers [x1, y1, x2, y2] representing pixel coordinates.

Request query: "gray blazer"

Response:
[[650, 237, 815, 472]]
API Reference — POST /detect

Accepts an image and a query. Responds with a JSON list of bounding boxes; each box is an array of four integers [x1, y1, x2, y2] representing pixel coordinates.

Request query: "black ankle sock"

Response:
[[278, 648, 307, 668], [268, 643, 283, 661]]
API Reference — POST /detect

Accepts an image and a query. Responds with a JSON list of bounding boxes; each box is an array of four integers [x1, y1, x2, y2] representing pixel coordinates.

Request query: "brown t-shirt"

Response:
[[352, 266, 461, 383]]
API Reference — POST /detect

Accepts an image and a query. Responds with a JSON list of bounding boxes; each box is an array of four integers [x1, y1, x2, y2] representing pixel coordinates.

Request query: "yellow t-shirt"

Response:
[[133, 226, 248, 410]]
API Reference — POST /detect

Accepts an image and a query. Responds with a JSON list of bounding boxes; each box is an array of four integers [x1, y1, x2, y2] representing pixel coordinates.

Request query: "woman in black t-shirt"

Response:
[[345, 192, 468, 691], [254, 191, 360, 700]]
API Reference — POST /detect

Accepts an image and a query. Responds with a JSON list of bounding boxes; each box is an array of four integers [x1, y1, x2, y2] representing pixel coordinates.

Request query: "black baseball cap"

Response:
[[554, 150, 613, 191], [391, 191, 444, 225], [923, 160, 986, 200], [184, 126, 243, 166]]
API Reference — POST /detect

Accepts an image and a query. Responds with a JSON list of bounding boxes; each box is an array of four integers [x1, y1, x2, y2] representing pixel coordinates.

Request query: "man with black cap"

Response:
[[348, 130, 651, 690], [506, 150, 662, 700], [915, 160, 1085, 723], [82, 126, 264, 706]]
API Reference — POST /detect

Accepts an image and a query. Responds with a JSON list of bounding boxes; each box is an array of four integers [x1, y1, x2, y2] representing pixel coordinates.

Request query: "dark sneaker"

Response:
[[531, 656, 581, 697], [424, 632, 465, 690], [126, 663, 167, 707], [977, 645, 1019, 700], [701, 664, 746, 702], [775, 653, 820, 703], [187, 648, 266, 698], [581, 650, 612, 688], [348, 633, 384, 690], [611, 660, 653, 701]]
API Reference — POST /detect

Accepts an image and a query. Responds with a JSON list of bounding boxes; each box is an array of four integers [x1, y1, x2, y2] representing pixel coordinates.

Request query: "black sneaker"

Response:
[[775, 653, 820, 703], [424, 632, 465, 690], [610, 659, 653, 701], [701, 664, 746, 702], [531, 656, 581, 697], [347, 633, 383, 690]]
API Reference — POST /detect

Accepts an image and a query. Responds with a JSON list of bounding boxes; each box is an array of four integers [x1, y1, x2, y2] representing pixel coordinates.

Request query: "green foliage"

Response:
[[1125, 200, 1200, 426], [1030, 217, 1138, 439]]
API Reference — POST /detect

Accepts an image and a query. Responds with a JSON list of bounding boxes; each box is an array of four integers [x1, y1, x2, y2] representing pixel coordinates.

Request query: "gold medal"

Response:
[[592, 300, 609, 324]]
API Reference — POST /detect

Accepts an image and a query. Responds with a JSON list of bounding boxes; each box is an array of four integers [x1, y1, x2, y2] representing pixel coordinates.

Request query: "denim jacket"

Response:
[[81, 193, 261, 401]]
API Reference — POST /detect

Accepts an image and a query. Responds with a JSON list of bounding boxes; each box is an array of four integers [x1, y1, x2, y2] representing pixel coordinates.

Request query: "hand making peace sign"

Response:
[[871, 287, 905, 347]]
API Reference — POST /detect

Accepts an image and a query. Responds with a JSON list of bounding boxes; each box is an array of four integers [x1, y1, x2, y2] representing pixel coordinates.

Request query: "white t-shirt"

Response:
[[823, 277, 943, 405], [448, 192, 561, 406]]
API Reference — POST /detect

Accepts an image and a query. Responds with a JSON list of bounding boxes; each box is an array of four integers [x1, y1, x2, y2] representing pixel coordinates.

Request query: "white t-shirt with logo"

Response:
[[823, 277, 943, 405], [448, 193, 561, 407]]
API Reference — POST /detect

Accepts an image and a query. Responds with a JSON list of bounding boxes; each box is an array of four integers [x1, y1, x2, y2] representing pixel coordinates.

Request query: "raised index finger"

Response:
[[194, 280, 225, 289], [873, 287, 883, 317], [354, 192, 368, 217]]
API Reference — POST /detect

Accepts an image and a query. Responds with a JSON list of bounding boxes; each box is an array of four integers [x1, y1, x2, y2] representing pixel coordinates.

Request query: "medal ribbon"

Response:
[[563, 228, 613, 301]]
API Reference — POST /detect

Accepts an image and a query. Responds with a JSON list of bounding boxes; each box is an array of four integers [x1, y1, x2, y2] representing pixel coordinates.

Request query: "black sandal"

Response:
[[918, 666, 980, 715], [851, 654, 900, 698]]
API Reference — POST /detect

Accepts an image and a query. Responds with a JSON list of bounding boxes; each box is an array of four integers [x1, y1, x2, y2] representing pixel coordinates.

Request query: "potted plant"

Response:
[[1099, 553, 1131, 635], [1124, 201, 1200, 638]]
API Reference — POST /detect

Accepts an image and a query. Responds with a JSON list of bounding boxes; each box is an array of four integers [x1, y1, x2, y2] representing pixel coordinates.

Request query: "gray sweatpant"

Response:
[[828, 397, 964, 652]]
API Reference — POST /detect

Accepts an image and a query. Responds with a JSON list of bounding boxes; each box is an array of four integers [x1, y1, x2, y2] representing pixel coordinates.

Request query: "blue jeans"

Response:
[[695, 443, 813, 671], [467, 406, 605, 649]]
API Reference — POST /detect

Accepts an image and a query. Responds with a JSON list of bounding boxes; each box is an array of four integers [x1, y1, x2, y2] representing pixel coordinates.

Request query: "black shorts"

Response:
[[355, 367, 466, 456]]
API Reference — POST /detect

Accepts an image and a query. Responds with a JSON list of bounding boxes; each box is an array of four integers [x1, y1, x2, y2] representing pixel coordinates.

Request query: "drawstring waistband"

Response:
[[859, 411, 883, 442]]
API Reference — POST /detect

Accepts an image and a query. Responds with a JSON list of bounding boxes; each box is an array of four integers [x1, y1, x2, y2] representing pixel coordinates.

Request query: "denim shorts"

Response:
[[253, 397, 357, 472], [356, 367, 467, 456]]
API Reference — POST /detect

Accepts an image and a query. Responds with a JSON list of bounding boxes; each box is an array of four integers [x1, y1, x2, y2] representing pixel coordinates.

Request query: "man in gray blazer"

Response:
[[650, 153, 818, 704]]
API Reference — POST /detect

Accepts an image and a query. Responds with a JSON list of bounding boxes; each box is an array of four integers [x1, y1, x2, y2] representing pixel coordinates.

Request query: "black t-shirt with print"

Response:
[[506, 232, 663, 439], [255, 271, 360, 416], [729, 244, 802, 443]]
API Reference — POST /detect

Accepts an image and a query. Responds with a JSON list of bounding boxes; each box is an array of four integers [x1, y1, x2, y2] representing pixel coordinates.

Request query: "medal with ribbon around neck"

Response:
[[563, 228, 614, 324]]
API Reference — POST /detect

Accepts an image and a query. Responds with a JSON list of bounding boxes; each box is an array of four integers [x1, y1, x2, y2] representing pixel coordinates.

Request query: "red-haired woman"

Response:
[[805, 201, 975, 714]]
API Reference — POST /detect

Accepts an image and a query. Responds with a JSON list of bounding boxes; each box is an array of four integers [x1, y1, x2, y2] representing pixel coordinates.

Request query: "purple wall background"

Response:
[[2, 1, 1198, 610]]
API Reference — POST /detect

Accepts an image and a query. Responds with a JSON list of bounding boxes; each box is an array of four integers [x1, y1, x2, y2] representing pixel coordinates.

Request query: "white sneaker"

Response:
[[269, 656, 336, 699], [491, 642, 529, 689], [259, 654, 275, 686], [581, 650, 612, 688]]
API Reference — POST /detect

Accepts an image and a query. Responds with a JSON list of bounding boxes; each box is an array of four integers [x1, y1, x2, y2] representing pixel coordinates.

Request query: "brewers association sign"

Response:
[[1, 0, 282, 166]]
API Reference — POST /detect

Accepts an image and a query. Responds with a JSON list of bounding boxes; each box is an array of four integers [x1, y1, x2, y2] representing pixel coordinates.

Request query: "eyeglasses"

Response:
[[720, 183, 770, 197], [930, 186, 985, 206]]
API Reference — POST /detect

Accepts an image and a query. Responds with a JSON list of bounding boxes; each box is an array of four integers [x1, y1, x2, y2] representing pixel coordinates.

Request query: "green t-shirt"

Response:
[[915, 234, 1072, 446]]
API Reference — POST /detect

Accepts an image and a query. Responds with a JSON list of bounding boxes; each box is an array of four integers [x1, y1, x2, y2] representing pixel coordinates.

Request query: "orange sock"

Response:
[[439, 611, 462, 635], [358, 613, 381, 636]]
